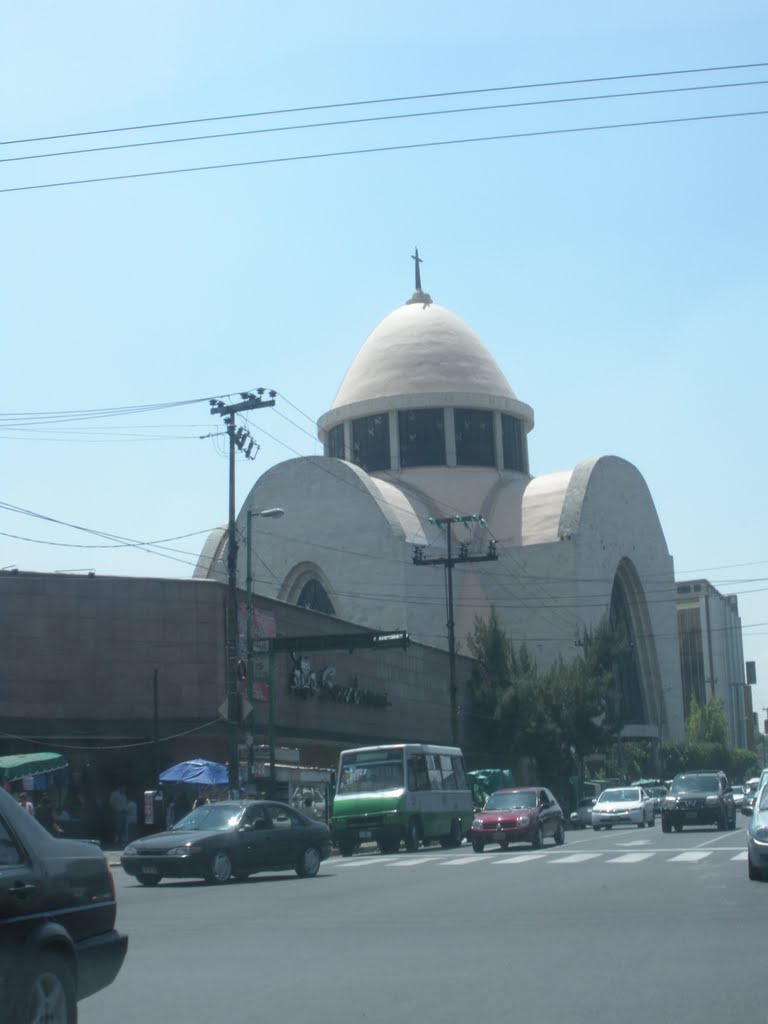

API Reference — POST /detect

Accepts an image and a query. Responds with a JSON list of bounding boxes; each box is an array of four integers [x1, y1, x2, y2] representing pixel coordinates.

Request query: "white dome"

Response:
[[331, 302, 517, 410]]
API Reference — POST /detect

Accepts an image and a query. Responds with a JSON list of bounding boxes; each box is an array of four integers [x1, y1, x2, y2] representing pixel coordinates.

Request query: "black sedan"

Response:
[[121, 800, 332, 886], [0, 787, 127, 1023]]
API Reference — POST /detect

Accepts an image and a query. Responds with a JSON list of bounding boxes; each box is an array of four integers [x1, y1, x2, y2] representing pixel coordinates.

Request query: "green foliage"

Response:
[[467, 611, 622, 781], [684, 693, 729, 746], [660, 740, 759, 782]]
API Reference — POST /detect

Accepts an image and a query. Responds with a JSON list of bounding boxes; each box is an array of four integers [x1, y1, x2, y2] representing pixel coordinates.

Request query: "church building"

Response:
[[196, 254, 686, 744]]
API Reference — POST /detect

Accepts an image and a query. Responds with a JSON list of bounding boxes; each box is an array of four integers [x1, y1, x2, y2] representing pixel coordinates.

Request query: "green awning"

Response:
[[0, 752, 68, 782]]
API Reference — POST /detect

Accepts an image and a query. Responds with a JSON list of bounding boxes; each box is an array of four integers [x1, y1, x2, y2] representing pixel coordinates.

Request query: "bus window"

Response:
[[407, 754, 429, 791], [426, 754, 443, 791], [452, 756, 468, 790], [439, 755, 456, 789]]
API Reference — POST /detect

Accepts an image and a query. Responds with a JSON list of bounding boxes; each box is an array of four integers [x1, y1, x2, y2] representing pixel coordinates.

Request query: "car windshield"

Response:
[[759, 788, 768, 813], [172, 804, 244, 831], [597, 789, 640, 803], [671, 775, 719, 794], [732, 786, 744, 795], [485, 791, 536, 810]]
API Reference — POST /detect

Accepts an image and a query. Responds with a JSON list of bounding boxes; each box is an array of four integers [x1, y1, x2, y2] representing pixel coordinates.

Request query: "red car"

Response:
[[469, 787, 565, 852]]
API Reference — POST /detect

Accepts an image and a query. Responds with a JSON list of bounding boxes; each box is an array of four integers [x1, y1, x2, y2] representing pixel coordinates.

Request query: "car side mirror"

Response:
[[741, 806, 753, 817]]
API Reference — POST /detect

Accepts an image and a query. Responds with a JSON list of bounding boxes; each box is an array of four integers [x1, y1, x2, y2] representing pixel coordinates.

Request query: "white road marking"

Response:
[[442, 855, 485, 866], [492, 853, 547, 864], [546, 853, 601, 864], [605, 853, 655, 864], [388, 859, 430, 868], [667, 851, 712, 862], [731, 851, 748, 861]]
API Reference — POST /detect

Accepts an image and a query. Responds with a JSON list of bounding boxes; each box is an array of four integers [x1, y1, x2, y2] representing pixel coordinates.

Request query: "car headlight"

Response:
[[123, 844, 138, 856], [705, 795, 719, 805], [516, 816, 530, 826], [663, 797, 676, 807], [167, 845, 202, 857], [752, 826, 768, 842], [471, 819, 483, 830]]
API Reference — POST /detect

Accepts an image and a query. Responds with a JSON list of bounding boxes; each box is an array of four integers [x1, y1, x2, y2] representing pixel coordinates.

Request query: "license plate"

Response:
[[358, 830, 372, 839], [140, 865, 159, 875]]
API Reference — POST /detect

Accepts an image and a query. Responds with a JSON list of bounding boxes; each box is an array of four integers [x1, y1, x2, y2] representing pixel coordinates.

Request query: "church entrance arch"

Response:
[[609, 557, 663, 737]]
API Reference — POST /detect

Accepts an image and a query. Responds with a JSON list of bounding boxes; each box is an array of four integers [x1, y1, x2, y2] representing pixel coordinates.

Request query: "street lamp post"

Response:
[[246, 507, 284, 795]]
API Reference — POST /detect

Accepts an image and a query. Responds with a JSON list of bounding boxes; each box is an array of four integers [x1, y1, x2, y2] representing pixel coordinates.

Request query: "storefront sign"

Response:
[[288, 654, 390, 708]]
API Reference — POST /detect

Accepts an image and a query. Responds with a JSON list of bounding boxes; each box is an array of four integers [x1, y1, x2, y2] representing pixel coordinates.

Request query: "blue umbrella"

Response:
[[159, 759, 228, 786]]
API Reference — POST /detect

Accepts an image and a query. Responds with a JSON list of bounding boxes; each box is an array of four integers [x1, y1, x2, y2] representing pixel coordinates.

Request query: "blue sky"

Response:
[[2, 3, 767, 725]]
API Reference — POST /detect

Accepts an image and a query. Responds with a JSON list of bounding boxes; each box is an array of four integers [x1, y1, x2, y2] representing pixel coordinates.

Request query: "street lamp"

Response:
[[245, 508, 284, 796]]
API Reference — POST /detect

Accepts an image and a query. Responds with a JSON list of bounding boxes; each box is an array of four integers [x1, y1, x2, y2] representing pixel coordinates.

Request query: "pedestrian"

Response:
[[35, 794, 60, 835], [17, 791, 34, 815], [125, 795, 138, 842], [109, 785, 128, 845]]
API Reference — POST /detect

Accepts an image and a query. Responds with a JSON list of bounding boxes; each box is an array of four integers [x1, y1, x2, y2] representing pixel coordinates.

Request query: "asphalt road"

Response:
[[82, 820, 764, 1024]]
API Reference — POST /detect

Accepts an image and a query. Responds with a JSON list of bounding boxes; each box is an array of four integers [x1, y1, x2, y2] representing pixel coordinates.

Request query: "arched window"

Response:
[[297, 579, 336, 616]]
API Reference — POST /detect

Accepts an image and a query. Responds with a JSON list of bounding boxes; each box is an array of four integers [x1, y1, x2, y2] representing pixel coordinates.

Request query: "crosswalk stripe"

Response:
[[491, 853, 546, 864], [547, 853, 601, 864], [605, 853, 655, 864], [442, 855, 484, 866], [389, 859, 430, 868], [667, 851, 712, 862], [731, 851, 748, 861]]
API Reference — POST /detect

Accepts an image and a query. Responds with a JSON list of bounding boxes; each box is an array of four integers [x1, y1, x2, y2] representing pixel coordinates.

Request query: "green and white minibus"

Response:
[[330, 743, 474, 855]]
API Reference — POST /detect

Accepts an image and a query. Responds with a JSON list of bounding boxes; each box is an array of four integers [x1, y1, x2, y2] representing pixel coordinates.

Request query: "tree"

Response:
[[466, 610, 621, 781]]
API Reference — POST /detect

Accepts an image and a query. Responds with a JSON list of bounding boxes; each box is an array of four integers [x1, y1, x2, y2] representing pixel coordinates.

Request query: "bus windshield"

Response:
[[337, 754, 404, 794]]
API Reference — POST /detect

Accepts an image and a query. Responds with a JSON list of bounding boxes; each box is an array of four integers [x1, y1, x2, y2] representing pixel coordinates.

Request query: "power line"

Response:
[[5, 78, 766, 166], [5, 60, 766, 146], [3, 108, 766, 195]]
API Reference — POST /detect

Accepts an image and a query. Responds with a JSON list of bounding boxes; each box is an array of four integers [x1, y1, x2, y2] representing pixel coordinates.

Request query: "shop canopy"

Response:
[[0, 752, 68, 783]]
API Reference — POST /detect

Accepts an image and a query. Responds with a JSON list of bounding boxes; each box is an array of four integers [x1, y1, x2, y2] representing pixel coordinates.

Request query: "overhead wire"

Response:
[[3, 108, 767, 195], [4, 78, 767, 167], [4, 60, 766, 146]]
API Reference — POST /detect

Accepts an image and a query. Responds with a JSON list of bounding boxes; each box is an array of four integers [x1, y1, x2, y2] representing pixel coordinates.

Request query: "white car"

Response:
[[592, 787, 655, 830]]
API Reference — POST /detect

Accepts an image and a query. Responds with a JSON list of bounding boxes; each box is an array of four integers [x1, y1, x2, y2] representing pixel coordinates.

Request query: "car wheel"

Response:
[[606, 824, 613, 830], [648, 815, 655, 827], [404, 817, 421, 852], [377, 837, 400, 855], [717, 813, 726, 831], [593, 825, 601, 831], [296, 845, 321, 878], [532, 824, 544, 849], [637, 821, 645, 829], [137, 870, 162, 887], [18, 951, 77, 1024], [554, 822, 565, 846], [674, 822, 683, 832], [471, 838, 485, 853], [338, 838, 358, 857], [205, 850, 233, 884], [728, 814, 736, 831], [661, 817, 671, 833], [748, 854, 763, 881], [498, 837, 509, 851]]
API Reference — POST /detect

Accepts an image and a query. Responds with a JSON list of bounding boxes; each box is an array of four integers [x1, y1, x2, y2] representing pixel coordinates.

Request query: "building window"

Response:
[[297, 579, 336, 616], [398, 408, 446, 468], [454, 409, 494, 467], [501, 414, 528, 473], [351, 414, 390, 472], [328, 424, 345, 460]]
